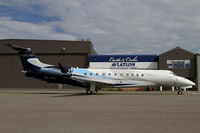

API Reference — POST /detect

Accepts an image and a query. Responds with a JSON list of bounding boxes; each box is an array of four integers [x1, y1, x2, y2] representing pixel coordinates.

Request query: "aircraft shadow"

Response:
[[0, 90, 179, 97], [52, 92, 103, 97], [52, 91, 178, 97]]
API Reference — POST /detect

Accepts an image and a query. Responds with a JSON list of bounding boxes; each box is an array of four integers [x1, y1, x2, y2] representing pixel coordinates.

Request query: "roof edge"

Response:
[[159, 47, 194, 56]]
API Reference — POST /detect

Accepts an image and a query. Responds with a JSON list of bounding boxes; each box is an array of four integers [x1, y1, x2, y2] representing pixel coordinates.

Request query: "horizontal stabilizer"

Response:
[[6, 44, 31, 52], [58, 63, 67, 73]]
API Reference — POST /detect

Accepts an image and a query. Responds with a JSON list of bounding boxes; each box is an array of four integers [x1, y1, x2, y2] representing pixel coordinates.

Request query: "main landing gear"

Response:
[[86, 89, 98, 94], [86, 82, 98, 94]]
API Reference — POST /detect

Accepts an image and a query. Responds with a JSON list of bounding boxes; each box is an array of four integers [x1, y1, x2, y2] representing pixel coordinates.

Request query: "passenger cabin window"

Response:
[[90, 73, 92, 76], [84, 72, 87, 75], [114, 73, 117, 76], [141, 74, 144, 77], [131, 74, 134, 76], [126, 74, 129, 76], [136, 74, 139, 77], [121, 73, 123, 76], [102, 73, 106, 76], [108, 73, 111, 76], [96, 73, 98, 76]]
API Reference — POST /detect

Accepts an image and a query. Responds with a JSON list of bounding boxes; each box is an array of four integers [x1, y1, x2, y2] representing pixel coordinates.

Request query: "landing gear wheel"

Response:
[[86, 89, 95, 94], [177, 90, 183, 95]]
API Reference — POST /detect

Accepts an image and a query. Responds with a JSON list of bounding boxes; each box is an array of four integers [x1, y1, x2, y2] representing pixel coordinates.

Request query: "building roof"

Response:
[[0, 39, 97, 54], [159, 47, 194, 56]]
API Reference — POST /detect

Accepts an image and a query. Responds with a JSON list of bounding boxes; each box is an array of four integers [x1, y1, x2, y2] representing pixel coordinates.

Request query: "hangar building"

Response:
[[0, 39, 96, 88], [159, 47, 198, 91]]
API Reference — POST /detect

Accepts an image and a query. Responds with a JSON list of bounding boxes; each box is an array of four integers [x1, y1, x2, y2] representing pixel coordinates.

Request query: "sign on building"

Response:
[[89, 55, 158, 69]]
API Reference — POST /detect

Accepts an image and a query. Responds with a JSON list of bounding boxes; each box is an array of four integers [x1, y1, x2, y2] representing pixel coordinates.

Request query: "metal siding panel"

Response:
[[0, 39, 94, 54], [38, 54, 88, 68], [0, 55, 13, 87]]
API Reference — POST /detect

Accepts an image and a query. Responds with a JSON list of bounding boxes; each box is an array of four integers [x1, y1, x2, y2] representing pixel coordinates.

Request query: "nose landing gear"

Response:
[[177, 87, 183, 95], [177, 90, 183, 95]]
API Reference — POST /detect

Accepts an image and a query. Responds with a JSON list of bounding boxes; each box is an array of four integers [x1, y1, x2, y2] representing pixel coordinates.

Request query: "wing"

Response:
[[71, 74, 117, 87], [71, 74, 157, 88], [58, 66, 157, 88]]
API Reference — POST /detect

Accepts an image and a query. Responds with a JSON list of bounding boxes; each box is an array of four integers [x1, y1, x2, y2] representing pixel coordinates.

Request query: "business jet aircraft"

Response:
[[7, 44, 195, 95]]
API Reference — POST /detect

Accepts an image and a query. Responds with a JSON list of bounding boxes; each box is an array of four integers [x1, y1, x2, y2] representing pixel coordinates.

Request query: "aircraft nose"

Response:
[[177, 77, 196, 86], [187, 80, 196, 86]]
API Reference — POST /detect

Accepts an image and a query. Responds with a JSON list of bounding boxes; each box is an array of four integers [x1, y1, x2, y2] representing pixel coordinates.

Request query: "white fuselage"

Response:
[[71, 68, 195, 88]]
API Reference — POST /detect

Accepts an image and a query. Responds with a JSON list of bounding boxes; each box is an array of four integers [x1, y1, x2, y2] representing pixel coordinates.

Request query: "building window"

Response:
[[185, 60, 191, 68], [167, 60, 173, 68], [167, 60, 191, 69]]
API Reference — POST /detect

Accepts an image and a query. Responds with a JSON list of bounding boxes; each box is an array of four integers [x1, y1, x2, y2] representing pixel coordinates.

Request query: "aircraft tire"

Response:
[[177, 91, 183, 95]]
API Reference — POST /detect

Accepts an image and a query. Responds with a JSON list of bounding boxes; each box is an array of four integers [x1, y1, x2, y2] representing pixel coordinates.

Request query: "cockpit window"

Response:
[[170, 72, 176, 76]]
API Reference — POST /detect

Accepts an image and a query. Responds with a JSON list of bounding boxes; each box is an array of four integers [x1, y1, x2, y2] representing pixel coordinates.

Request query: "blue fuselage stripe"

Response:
[[73, 68, 117, 80]]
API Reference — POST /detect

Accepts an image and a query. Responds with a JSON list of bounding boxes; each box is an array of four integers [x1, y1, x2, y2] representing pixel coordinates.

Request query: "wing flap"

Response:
[[72, 75, 116, 85]]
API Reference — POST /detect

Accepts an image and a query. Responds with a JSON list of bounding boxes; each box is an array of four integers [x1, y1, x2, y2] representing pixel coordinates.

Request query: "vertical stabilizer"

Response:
[[6, 44, 51, 71]]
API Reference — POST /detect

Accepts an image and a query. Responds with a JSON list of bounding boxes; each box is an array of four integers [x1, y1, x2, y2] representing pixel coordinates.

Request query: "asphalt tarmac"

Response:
[[0, 89, 200, 133]]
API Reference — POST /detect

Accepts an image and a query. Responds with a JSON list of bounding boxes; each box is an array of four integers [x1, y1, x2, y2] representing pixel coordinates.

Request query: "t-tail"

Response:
[[7, 44, 52, 72], [6, 44, 56, 82], [6, 44, 79, 85]]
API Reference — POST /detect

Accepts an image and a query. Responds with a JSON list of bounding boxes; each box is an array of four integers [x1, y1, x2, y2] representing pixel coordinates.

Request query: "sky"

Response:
[[0, 0, 200, 54]]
